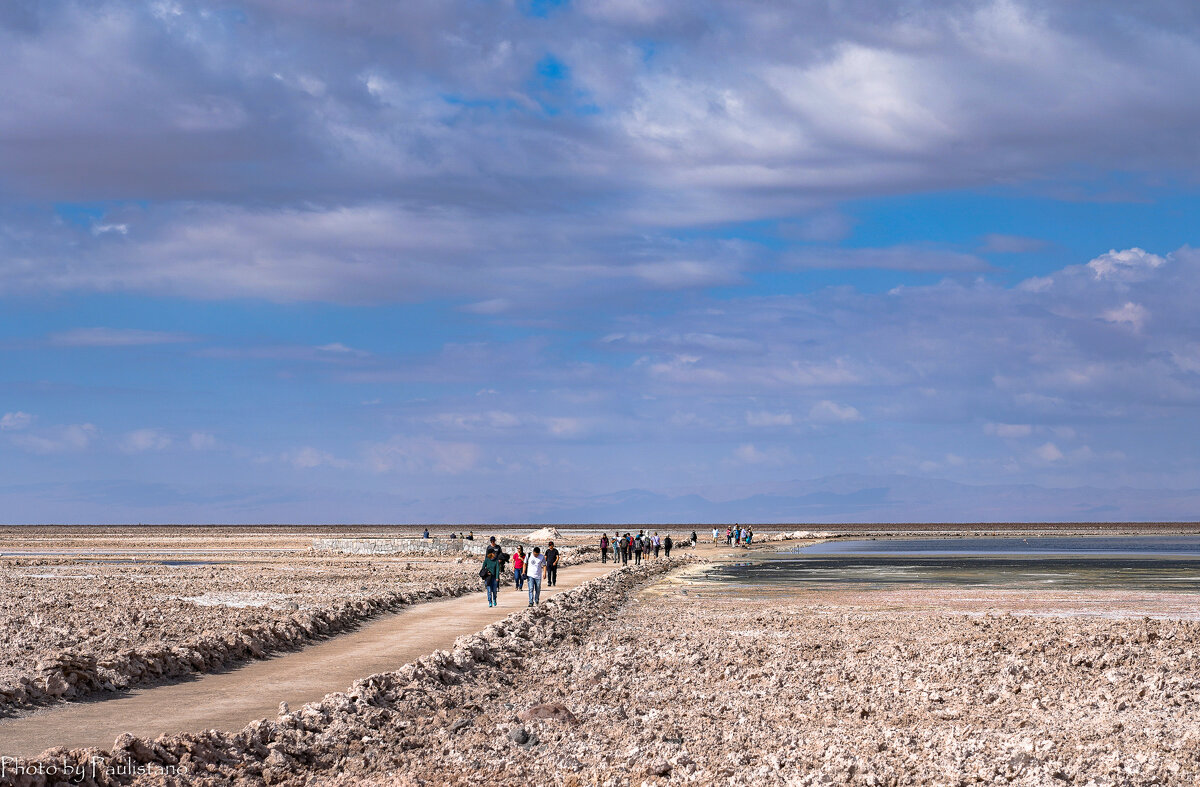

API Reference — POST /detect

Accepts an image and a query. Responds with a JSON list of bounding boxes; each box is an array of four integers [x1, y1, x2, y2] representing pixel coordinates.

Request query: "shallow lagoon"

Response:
[[705, 535, 1200, 592]]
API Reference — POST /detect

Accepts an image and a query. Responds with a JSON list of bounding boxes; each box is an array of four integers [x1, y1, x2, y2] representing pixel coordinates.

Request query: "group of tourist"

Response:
[[480, 537, 560, 607], [599, 531, 674, 565], [712, 524, 754, 546]]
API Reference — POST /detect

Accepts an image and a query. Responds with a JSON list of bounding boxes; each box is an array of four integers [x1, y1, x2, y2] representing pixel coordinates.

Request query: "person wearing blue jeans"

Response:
[[525, 546, 546, 606], [482, 549, 501, 607], [513, 546, 527, 590]]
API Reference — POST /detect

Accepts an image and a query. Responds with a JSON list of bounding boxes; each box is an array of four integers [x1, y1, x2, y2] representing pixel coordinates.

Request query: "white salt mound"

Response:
[[525, 527, 563, 542]]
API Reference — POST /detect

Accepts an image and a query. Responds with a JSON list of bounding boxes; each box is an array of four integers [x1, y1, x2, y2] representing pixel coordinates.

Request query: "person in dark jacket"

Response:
[[544, 541, 560, 587], [482, 549, 501, 607], [600, 533, 609, 563], [664, 535, 673, 558]]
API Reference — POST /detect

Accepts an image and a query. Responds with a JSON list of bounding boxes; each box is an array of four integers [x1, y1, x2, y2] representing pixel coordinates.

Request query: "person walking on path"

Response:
[[611, 537, 620, 563], [691, 530, 698, 546], [513, 546, 526, 590], [482, 549, 501, 607], [664, 534, 673, 558], [653, 533, 661, 559], [545, 541, 560, 587], [633, 533, 643, 565], [620, 534, 630, 565], [525, 547, 546, 606], [600, 533, 609, 564]]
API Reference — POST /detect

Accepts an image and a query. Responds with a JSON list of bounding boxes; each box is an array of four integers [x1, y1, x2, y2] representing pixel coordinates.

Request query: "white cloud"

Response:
[[808, 400, 863, 424], [1101, 301, 1149, 331], [315, 342, 369, 357], [746, 410, 793, 427], [984, 422, 1033, 438], [1034, 442, 1064, 462], [0, 411, 33, 430], [47, 327, 194, 347], [12, 423, 97, 454], [283, 446, 347, 469], [1018, 276, 1054, 293], [364, 437, 481, 475], [188, 432, 218, 450], [784, 246, 989, 272], [461, 298, 512, 315], [732, 443, 793, 466], [546, 417, 585, 437], [980, 234, 1047, 253], [1086, 248, 1166, 282], [120, 428, 172, 453]]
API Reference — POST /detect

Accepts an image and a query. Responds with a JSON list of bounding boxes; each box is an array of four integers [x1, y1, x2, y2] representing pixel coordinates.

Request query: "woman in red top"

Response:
[[512, 546, 527, 590]]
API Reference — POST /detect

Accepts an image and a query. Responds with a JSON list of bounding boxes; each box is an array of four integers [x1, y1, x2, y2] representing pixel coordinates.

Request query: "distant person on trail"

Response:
[[545, 541, 560, 587], [482, 548, 501, 607], [726, 526, 733, 546], [513, 546, 527, 590], [600, 533, 609, 564], [633, 533, 643, 565], [620, 534, 631, 565], [653, 532, 661, 559], [691, 530, 698, 546], [664, 534, 673, 558], [712, 527, 719, 543], [466, 531, 474, 541], [423, 528, 430, 539], [526, 547, 546, 606], [745, 528, 753, 547], [611, 538, 620, 563]]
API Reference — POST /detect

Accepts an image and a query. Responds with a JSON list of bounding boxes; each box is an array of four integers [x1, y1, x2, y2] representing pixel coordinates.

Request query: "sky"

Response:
[[2, 0, 1200, 523]]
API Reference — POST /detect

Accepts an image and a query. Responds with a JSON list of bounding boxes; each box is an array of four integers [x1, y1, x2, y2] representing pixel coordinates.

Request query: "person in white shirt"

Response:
[[525, 547, 546, 606]]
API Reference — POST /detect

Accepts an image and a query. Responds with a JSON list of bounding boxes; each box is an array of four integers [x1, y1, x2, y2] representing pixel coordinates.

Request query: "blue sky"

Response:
[[2, 0, 1200, 523]]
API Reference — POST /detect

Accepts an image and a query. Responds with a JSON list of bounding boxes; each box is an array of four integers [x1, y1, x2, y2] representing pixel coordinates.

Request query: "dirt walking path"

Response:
[[0, 562, 617, 758]]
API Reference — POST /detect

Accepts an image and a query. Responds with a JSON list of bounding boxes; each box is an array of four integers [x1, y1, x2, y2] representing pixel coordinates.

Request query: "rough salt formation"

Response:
[[0, 557, 482, 715], [10, 559, 1200, 786], [762, 530, 835, 541], [7, 558, 690, 787], [524, 527, 564, 542]]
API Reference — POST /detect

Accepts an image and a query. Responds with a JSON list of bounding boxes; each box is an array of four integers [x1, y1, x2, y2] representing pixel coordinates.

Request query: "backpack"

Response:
[[479, 564, 492, 580]]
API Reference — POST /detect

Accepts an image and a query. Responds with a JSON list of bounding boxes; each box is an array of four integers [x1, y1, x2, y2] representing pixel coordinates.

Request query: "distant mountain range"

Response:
[[3, 473, 1197, 524], [519, 474, 1200, 524]]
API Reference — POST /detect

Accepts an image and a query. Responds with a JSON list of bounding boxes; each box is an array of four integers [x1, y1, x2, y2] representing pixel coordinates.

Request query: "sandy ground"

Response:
[[0, 562, 616, 758]]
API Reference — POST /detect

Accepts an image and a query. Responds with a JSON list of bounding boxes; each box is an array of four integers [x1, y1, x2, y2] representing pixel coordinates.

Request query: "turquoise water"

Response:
[[705, 535, 1200, 592]]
